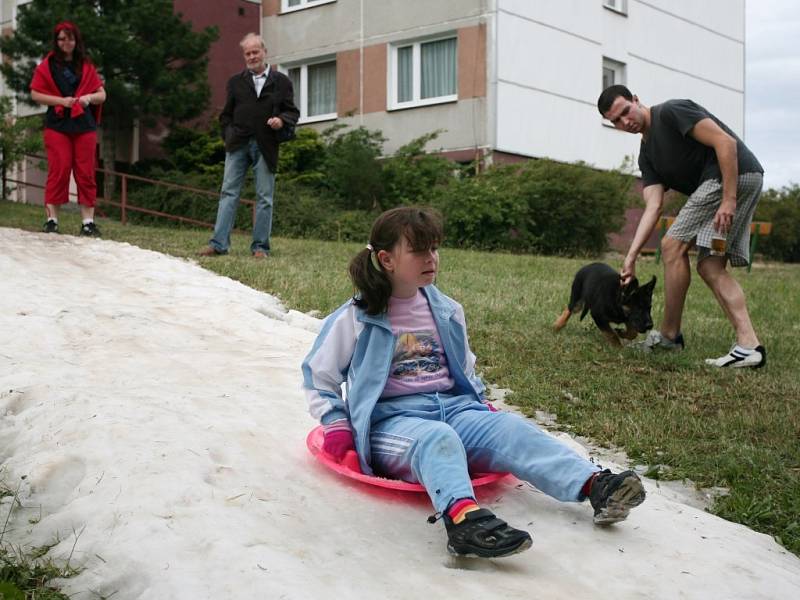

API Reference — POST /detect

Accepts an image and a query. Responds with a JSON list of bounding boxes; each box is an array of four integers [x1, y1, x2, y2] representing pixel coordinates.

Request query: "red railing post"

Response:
[[121, 174, 128, 225]]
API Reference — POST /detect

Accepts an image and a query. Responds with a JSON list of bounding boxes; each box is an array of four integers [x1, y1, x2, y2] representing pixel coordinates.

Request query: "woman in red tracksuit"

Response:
[[30, 21, 106, 236]]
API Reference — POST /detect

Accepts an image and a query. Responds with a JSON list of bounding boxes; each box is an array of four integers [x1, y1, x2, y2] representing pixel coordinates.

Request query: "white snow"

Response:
[[1, 227, 798, 599]]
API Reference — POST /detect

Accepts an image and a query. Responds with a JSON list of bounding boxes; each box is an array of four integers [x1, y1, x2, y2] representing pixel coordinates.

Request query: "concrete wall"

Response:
[[263, 0, 492, 155], [495, 0, 745, 172]]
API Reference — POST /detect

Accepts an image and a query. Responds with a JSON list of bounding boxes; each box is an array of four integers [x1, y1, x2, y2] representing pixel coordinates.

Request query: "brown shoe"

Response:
[[253, 250, 269, 259], [198, 246, 223, 257]]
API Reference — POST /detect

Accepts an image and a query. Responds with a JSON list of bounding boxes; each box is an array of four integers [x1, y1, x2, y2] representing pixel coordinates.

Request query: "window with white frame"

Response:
[[603, 0, 628, 15], [286, 60, 337, 123], [282, 0, 336, 13], [390, 36, 457, 110], [602, 57, 626, 91]]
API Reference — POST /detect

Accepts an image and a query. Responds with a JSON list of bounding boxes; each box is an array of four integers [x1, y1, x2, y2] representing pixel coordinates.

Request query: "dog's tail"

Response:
[[553, 307, 572, 331]]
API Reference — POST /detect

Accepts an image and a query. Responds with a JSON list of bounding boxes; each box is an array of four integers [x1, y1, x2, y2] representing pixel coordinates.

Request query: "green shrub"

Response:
[[381, 131, 455, 207], [755, 184, 800, 263], [278, 127, 326, 185], [320, 125, 386, 210], [431, 158, 633, 254], [273, 181, 374, 242]]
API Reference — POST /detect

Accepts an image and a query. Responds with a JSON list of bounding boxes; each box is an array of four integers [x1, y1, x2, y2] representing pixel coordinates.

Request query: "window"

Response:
[[286, 60, 337, 123], [390, 36, 457, 110], [603, 0, 628, 15], [282, 0, 336, 13], [602, 57, 626, 90]]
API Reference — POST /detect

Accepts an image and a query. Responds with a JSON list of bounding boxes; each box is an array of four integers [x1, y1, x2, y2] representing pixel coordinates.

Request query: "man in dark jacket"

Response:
[[199, 33, 299, 258]]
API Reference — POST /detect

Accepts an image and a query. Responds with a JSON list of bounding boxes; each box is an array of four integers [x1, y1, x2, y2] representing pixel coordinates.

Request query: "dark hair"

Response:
[[52, 21, 87, 70], [597, 84, 633, 115], [349, 206, 444, 315]]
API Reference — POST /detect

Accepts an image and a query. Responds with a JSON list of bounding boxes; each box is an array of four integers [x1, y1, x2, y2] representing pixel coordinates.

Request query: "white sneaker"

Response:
[[705, 345, 766, 369]]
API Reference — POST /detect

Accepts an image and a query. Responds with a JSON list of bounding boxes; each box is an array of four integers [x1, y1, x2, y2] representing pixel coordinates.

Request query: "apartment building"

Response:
[[262, 0, 746, 172]]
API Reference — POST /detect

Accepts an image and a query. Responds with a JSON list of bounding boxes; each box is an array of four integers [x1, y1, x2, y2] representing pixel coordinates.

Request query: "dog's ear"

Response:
[[642, 275, 657, 293], [621, 277, 640, 302]]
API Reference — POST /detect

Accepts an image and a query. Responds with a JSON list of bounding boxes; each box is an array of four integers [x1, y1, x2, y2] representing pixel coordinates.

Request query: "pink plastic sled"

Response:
[[307, 425, 508, 493]]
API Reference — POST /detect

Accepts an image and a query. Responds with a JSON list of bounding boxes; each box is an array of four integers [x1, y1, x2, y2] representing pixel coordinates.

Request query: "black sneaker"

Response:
[[442, 508, 532, 558], [589, 469, 646, 525], [43, 220, 59, 234], [79, 222, 101, 237]]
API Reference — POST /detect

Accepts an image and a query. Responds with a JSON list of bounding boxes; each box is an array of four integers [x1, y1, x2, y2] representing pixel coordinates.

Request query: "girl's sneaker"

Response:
[[589, 469, 646, 525], [42, 220, 59, 234], [443, 508, 532, 558]]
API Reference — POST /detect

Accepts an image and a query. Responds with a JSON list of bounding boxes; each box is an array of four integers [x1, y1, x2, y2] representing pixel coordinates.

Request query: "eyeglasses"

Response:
[[57, 35, 73, 42]]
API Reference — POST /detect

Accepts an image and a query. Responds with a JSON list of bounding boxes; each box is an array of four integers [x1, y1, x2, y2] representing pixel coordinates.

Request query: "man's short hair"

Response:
[[240, 33, 266, 50], [597, 85, 633, 115]]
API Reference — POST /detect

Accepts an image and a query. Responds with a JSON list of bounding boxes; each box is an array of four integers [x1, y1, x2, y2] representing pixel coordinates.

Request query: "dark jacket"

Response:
[[219, 67, 299, 172]]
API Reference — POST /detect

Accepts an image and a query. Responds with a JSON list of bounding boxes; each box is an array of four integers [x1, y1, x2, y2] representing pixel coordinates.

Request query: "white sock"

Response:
[[82, 219, 94, 225], [732, 345, 754, 356], [47, 217, 58, 223]]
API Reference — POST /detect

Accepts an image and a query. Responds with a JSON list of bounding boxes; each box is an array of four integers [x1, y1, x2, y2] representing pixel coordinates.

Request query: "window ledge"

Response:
[[603, 5, 628, 17], [299, 113, 337, 124], [281, 0, 336, 15], [388, 95, 457, 112]]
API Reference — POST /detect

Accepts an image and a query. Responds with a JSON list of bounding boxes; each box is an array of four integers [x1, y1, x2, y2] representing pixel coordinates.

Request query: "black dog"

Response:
[[553, 263, 656, 346]]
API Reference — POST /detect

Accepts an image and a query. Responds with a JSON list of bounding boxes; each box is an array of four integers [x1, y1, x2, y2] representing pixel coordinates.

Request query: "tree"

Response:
[[0, 97, 43, 200], [0, 0, 218, 198]]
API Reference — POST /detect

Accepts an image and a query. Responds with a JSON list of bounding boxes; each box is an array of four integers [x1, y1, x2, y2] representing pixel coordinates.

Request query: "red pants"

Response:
[[44, 128, 98, 207]]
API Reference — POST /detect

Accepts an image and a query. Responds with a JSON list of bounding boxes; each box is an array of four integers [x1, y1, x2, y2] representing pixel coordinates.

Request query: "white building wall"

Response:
[[495, 0, 745, 172]]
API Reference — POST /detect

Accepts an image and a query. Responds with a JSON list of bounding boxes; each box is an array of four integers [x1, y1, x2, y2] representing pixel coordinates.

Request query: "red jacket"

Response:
[[30, 53, 103, 123]]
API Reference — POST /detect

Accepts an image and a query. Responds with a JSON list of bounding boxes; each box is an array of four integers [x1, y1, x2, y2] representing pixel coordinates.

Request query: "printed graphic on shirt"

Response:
[[391, 331, 444, 380]]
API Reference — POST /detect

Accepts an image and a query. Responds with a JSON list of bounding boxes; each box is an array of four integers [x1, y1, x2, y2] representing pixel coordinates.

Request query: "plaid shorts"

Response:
[[668, 172, 763, 267]]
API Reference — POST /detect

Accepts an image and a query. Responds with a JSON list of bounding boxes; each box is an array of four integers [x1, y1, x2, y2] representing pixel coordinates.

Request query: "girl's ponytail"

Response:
[[349, 246, 392, 315]]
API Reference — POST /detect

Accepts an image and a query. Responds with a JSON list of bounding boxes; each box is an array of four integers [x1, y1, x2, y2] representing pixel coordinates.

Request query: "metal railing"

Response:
[[5, 154, 256, 230]]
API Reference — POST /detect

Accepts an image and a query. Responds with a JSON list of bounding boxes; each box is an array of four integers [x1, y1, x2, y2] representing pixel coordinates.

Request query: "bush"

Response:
[[755, 184, 800, 262], [274, 181, 374, 242], [431, 158, 633, 254], [125, 122, 633, 255], [320, 125, 386, 210], [381, 131, 455, 207]]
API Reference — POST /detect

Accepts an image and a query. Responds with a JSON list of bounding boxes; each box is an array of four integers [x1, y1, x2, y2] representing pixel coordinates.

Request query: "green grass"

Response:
[[0, 480, 73, 599], [2, 201, 799, 556]]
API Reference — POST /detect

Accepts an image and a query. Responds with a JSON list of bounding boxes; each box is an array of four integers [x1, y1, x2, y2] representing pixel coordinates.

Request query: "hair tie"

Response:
[[366, 243, 381, 271]]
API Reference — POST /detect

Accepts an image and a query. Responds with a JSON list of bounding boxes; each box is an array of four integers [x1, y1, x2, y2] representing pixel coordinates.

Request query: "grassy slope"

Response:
[[2, 201, 798, 555]]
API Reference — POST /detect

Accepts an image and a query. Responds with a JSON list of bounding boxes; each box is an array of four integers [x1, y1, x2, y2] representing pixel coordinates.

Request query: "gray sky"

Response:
[[745, 0, 800, 190]]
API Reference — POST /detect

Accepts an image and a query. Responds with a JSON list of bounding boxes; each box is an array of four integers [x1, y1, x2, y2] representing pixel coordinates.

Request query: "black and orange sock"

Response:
[[447, 498, 480, 524]]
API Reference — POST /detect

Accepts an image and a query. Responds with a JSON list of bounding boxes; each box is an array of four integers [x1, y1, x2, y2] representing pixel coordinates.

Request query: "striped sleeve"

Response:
[[301, 302, 359, 425]]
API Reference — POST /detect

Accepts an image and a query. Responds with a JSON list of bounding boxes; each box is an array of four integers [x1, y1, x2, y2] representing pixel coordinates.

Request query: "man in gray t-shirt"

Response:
[[596, 85, 766, 369]]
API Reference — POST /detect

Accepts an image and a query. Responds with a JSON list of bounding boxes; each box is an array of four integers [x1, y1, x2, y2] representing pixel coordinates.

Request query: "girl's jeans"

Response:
[[370, 393, 599, 513]]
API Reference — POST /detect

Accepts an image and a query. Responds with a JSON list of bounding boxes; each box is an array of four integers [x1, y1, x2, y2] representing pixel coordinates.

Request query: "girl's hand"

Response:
[[78, 95, 92, 107], [322, 426, 355, 463], [62, 96, 77, 108]]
